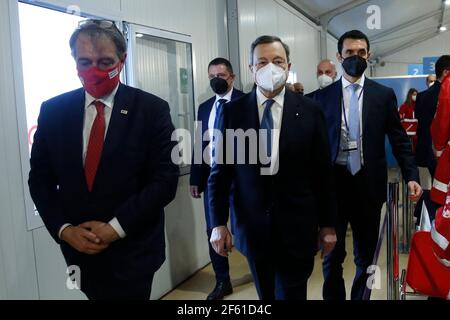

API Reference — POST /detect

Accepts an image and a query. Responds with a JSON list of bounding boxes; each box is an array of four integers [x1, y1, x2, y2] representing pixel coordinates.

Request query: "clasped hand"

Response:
[[61, 221, 120, 255]]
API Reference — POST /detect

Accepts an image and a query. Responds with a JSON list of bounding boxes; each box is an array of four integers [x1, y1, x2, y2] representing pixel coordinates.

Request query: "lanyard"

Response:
[[341, 86, 364, 132]]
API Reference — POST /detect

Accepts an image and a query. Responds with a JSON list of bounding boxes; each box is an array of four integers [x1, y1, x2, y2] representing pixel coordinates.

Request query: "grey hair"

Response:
[[69, 22, 127, 60], [249, 35, 290, 65]]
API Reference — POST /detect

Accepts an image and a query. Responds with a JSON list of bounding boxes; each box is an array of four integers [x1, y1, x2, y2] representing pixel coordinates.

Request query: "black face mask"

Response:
[[210, 77, 229, 95], [342, 55, 367, 77]]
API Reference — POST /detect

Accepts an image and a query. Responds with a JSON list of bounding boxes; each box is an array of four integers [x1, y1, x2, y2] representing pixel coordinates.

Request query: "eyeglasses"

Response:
[[78, 19, 118, 30]]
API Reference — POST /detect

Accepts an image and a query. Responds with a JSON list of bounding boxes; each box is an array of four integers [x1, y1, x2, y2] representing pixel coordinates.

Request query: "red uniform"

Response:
[[431, 73, 450, 205], [399, 102, 418, 151]]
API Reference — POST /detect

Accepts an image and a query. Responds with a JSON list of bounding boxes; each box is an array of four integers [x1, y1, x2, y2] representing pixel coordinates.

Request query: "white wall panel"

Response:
[[0, 0, 39, 299], [237, 0, 321, 93], [326, 34, 343, 84], [121, 0, 229, 105]]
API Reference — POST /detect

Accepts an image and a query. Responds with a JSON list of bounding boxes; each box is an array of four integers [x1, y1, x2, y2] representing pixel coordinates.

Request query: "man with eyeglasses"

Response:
[[310, 30, 422, 300], [28, 19, 179, 300], [189, 57, 243, 300]]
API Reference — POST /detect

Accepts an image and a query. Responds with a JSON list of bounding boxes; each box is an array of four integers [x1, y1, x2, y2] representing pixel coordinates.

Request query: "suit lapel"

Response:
[[63, 89, 86, 187], [334, 79, 344, 138], [279, 90, 299, 162], [101, 84, 134, 162], [362, 78, 374, 136], [249, 89, 260, 130]]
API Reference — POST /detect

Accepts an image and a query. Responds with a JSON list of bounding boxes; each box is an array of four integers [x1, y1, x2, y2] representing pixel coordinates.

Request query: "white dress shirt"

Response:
[[206, 88, 234, 166], [256, 87, 285, 175], [58, 84, 126, 240], [336, 75, 365, 166]]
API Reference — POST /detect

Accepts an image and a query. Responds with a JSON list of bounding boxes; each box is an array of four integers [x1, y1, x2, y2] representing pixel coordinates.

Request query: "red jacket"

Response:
[[399, 102, 415, 120], [431, 73, 450, 205]]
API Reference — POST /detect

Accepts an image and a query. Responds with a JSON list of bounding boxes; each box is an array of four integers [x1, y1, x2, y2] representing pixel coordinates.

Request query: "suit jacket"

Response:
[[189, 88, 244, 192], [312, 78, 419, 203], [305, 88, 320, 100], [415, 82, 441, 170], [207, 89, 336, 260], [28, 83, 179, 282]]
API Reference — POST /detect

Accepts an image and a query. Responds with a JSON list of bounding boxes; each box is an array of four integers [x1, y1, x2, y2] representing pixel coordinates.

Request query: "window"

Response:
[[17, 2, 89, 230], [18, 2, 84, 153]]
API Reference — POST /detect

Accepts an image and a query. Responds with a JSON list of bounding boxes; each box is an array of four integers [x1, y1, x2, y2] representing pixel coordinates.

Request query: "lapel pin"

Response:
[[121, 110, 128, 115], [296, 113, 300, 117]]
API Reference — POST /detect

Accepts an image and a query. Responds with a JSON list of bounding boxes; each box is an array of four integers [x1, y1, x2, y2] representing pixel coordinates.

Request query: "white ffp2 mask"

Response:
[[317, 74, 333, 89], [255, 63, 287, 92]]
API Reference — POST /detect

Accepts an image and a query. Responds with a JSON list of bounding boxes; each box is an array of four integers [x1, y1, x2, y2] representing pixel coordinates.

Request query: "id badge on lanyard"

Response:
[[342, 88, 363, 153]]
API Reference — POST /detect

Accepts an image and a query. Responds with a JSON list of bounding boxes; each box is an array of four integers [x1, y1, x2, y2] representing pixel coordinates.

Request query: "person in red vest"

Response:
[[431, 72, 450, 206], [399, 88, 419, 152]]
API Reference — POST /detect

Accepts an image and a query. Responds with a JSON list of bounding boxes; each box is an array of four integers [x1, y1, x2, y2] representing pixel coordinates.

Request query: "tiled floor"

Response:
[[162, 228, 412, 300]]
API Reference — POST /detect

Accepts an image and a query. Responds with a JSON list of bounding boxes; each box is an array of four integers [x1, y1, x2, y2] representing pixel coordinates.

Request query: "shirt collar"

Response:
[[84, 83, 120, 109], [256, 86, 285, 108], [215, 87, 234, 104], [342, 74, 365, 90]]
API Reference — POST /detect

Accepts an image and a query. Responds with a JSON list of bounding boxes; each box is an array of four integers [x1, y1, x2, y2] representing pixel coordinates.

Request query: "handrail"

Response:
[[386, 182, 400, 300], [400, 180, 413, 253], [362, 182, 400, 300]]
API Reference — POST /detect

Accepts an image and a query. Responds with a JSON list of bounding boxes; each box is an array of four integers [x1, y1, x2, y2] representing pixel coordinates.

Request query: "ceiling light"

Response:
[[440, 26, 447, 32], [136, 33, 144, 38]]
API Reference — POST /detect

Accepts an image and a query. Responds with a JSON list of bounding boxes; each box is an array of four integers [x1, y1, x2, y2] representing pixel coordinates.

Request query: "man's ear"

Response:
[[366, 52, 371, 60], [336, 52, 343, 63], [287, 63, 292, 71]]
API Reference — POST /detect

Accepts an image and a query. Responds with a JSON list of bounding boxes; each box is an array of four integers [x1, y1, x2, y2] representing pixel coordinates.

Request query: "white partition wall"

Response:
[[0, 0, 39, 299], [237, 0, 321, 93]]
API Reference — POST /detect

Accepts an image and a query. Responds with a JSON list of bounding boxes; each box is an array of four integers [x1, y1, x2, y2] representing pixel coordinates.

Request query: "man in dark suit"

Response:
[[189, 58, 244, 300], [312, 30, 422, 300], [28, 20, 179, 300], [208, 35, 337, 300], [416, 55, 450, 177]]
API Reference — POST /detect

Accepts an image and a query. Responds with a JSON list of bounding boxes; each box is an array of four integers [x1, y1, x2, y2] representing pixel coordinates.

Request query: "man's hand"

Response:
[[60, 225, 109, 255], [318, 227, 337, 259], [210, 226, 232, 257], [79, 221, 120, 245], [408, 181, 423, 202], [190, 185, 201, 198]]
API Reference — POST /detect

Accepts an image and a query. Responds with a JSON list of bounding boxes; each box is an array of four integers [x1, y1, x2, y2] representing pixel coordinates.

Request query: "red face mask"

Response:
[[78, 63, 122, 98]]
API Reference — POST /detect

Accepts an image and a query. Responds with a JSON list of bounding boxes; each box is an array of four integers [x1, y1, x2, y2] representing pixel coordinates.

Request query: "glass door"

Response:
[[124, 23, 195, 175]]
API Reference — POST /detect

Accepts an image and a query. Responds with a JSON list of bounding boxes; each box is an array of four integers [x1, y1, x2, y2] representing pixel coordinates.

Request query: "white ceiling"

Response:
[[284, 0, 450, 60]]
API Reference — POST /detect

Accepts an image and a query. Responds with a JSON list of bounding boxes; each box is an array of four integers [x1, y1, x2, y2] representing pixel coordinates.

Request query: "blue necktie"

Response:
[[211, 99, 227, 163], [261, 99, 275, 163], [347, 83, 361, 175], [213, 99, 227, 130]]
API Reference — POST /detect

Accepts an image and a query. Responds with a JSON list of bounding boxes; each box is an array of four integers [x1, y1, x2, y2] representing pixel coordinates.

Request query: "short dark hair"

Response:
[[208, 57, 234, 74], [249, 35, 290, 65], [338, 30, 370, 55], [435, 55, 450, 79], [70, 20, 127, 60]]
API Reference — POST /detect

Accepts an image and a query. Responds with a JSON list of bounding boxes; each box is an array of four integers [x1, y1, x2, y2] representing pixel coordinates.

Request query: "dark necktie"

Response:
[[85, 101, 105, 192], [261, 99, 275, 164], [213, 99, 227, 130], [211, 99, 227, 164]]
